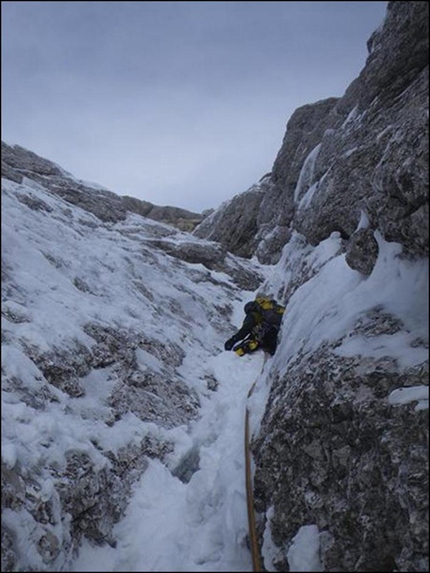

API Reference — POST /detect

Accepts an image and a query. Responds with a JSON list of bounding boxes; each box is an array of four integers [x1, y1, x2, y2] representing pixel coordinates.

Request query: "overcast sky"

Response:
[[1, 1, 387, 213]]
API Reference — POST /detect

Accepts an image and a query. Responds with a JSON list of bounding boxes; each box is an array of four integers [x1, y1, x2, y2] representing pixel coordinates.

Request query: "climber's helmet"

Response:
[[244, 301, 258, 314]]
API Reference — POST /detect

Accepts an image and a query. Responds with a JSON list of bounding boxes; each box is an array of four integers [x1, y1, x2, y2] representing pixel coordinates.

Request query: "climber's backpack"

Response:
[[254, 296, 285, 330]]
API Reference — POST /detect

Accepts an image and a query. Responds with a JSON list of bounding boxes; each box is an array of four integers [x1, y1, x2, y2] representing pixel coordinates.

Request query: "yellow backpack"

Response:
[[255, 296, 285, 328]]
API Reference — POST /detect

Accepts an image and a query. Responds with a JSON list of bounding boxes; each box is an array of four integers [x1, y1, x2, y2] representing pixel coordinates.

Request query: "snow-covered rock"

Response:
[[1, 172, 265, 571]]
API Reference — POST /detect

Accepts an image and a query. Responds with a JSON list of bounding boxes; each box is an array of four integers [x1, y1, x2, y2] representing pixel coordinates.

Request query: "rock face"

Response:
[[253, 346, 428, 572], [197, 3, 428, 570], [194, 1, 429, 266], [193, 179, 268, 258], [247, 223, 428, 572], [1, 141, 204, 231]]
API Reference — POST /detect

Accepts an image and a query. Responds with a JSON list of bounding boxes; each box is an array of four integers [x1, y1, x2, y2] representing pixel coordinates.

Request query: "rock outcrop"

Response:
[[223, 3, 428, 570], [253, 332, 428, 572], [193, 177, 269, 259], [194, 1, 429, 267]]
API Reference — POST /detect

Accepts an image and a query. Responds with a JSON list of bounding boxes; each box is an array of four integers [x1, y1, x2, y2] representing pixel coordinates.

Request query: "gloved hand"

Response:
[[224, 337, 237, 351]]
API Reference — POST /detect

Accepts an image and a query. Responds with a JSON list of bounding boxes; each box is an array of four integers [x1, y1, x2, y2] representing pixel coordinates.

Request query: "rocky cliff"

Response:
[[229, 3, 428, 571], [194, 1, 429, 267], [196, 2, 429, 571]]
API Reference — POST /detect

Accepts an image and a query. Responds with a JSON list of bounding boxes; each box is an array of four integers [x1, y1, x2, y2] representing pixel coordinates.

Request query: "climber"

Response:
[[224, 297, 285, 357]]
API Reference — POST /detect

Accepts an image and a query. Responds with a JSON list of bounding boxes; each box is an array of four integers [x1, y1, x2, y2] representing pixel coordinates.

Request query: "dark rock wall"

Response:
[[194, 1, 429, 266], [193, 180, 268, 258], [241, 3, 429, 570], [253, 348, 428, 572]]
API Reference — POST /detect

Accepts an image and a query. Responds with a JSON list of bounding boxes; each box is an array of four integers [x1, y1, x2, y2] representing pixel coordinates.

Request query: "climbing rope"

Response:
[[244, 353, 268, 572]]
